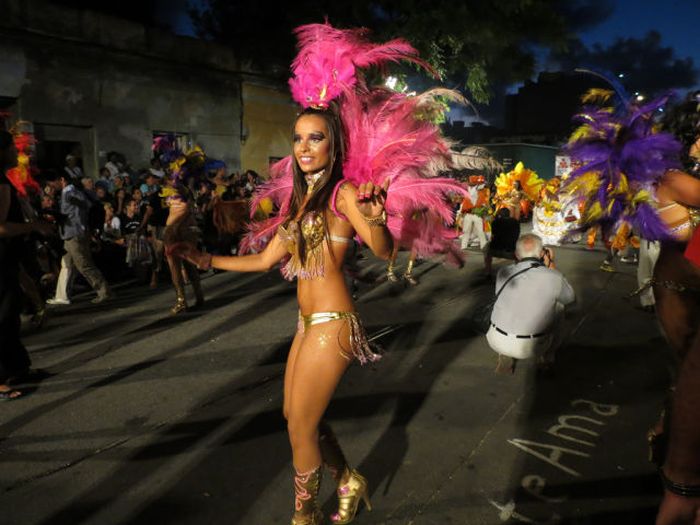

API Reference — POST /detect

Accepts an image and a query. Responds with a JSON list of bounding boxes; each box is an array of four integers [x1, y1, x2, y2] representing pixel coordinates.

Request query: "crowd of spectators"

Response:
[[24, 151, 261, 311]]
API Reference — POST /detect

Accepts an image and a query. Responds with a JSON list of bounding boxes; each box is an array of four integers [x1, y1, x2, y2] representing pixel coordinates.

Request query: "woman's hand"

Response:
[[356, 179, 390, 218], [166, 242, 212, 270]]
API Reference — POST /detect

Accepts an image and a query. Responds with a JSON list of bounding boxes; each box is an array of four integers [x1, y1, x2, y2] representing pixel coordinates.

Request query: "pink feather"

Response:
[[289, 23, 437, 108], [243, 23, 466, 263]]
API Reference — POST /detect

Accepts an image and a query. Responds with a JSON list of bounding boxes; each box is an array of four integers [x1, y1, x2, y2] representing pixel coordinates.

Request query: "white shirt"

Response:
[[491, 259, 575, 335]]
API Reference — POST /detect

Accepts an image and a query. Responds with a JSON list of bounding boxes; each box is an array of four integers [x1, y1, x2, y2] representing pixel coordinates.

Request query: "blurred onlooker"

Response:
[[149, 158, 165, 179], [97, 167, 111, 188], [637, 238, 661, 312], [114, 187, 127, 215], [81, 176, 96, 195], [102, 203, 121, 242], [131, 187, 148, 215], [112, 175, 126, 193], [244, 170, 259, 195], [105, 152, 124, 178], [64, 154, 83, 179], [44, 172, 112, 305], [40, 194, 56, 215], [43, 183, 57, 199], [140, 172, 160, 198], [484, 207, 520, 276], [141, 178, 167, 288], [121, 198, 143, 234]]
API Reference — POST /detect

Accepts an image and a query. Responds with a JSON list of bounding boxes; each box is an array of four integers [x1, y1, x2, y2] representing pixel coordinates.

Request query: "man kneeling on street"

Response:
[[487, 233, 575, 374]]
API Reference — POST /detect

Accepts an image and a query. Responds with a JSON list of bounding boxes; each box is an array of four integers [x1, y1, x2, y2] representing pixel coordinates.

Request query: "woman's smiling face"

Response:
[[293, 114, 331, 174]]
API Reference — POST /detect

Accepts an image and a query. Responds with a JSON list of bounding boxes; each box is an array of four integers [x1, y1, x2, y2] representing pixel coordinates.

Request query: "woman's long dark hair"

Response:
[[662, 91, 700, 171], [285, 103, 346, 264]]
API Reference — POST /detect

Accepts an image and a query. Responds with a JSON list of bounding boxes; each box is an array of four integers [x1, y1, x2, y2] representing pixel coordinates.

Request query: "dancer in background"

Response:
[[0, 130, 53, 400]]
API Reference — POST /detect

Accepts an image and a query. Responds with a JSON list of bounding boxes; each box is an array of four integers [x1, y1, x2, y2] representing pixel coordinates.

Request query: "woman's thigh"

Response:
[[287, 320, 352, 430]]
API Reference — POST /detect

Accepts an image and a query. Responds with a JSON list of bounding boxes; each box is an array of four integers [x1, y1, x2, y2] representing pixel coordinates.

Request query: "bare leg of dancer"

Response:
[[166, 254, 187, 315], [285, 320, 353, 523]]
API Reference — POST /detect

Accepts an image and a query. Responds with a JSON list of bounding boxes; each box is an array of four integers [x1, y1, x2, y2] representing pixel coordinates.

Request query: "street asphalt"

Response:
[[1, 239, 671, 524]]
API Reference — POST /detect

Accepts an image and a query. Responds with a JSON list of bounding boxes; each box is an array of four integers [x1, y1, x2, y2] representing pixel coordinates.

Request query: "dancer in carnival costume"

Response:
[[152, 136, 206, 315], [6, 124, 50, 327], [493, 162, 543, 221], [563, 81, 700, 510], [0, 130, 53, 400], [170, 23, 464, 524]]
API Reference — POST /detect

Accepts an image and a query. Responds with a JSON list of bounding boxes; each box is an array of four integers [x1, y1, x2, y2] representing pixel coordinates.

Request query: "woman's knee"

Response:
[[287, 413, 319, 446]]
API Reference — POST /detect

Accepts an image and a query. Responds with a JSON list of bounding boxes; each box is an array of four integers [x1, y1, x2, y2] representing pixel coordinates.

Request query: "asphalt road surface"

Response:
[[1, 243, 671, 524]]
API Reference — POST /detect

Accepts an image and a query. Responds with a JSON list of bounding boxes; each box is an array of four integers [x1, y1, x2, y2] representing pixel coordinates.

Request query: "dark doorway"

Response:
[[34, 140, 82, 175]]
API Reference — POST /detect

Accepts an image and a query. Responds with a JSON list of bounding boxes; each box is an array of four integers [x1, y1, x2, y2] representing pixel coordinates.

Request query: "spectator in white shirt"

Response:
[[486, 233, 576, 374], [64, 155, 83, 179], [102, 203, 121, 242]]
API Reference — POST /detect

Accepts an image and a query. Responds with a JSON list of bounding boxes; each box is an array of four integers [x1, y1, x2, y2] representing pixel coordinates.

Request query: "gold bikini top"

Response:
[[277, 211, 350, 281]]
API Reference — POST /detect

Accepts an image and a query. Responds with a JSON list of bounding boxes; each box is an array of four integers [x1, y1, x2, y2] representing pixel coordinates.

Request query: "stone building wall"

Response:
[[0, 0, 246, 177], [240, 80, 298, 177]]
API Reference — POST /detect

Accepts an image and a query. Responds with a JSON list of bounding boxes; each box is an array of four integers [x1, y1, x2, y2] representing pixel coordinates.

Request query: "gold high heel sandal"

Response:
[[170, 294, 187, 315], [331, 469, 372, 524]]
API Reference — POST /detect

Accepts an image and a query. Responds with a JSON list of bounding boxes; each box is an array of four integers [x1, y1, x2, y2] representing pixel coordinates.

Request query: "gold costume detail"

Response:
[[278, 212, 350, 280], [297, 311, 381, 364], [330, 469, 372, 524]]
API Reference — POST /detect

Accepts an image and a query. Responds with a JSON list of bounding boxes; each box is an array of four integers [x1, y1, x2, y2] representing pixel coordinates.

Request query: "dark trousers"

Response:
[[0, 258, 31, 383]]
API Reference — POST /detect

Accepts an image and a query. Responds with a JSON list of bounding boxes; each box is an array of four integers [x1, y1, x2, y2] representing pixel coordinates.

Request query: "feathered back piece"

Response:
[[563, 80, 682, 240], [244, 23, 466, 263], [494, 162, 544, 202], [289, 23, 437, 109], [341, 86, 466, 260], [153, 135, 206, 180], [7, 124, 41, 197], [152, 134, 208, 203]]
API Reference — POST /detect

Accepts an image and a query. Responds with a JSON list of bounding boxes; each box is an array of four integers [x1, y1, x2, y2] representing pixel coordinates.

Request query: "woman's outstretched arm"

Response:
[[171, 233, 289, 273]]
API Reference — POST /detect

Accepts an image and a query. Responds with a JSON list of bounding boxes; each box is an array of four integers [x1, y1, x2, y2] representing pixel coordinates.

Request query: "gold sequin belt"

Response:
[[297, 311, 381, 365]]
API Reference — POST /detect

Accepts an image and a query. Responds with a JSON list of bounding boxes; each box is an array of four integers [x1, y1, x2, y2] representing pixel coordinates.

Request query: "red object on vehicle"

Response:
[[685, 228, 700, 268]]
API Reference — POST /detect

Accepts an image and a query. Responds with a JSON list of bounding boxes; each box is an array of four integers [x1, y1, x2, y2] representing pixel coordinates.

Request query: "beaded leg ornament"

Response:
[[291, 466, 323, 525]]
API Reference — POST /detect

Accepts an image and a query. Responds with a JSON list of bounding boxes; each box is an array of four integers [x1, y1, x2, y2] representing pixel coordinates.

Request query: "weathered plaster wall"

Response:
[[0, 0, 242, 176]]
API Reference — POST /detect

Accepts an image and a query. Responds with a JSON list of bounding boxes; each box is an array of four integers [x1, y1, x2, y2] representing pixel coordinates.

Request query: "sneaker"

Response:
[[599, 261, 615, 273], [46, 297, 71, 306]]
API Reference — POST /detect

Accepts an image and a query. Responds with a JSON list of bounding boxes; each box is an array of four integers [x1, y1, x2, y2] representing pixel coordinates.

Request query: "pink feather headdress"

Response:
[[243, 23, 466, 264], [289, 23, 437, 109]]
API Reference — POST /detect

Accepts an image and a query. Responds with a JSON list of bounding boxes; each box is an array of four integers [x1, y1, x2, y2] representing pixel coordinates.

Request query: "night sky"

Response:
[[579, 0, 700, 72], [162, 0, 700, 103]]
